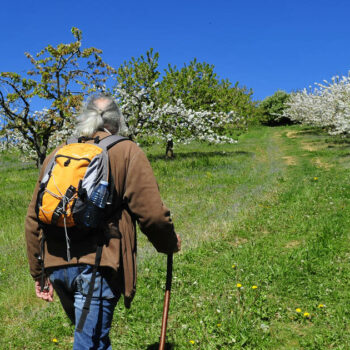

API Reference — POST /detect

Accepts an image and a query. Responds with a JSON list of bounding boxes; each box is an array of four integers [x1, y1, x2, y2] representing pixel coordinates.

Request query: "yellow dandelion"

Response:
[[217, 323, 221, 327], [52, 338, 58, 343], [236, 283, 242, 288], [303, 312, 310, 318], [232, 264, 236, 269], [317, 304, 324, 308], [313, 177, 318, 180], [189, 340, 195, 344], [295, 308, 302, 313], [252, 285, 258, 289]]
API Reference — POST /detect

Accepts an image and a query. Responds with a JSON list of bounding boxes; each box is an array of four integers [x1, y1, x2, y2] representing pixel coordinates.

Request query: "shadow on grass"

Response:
[[326, 139, 350, 146], [146, 342, 175, 350], [0, 162, 34, 172], [285, 128, 327, 138], [148, 150, 254, 161], [337, 152, 350, 158]]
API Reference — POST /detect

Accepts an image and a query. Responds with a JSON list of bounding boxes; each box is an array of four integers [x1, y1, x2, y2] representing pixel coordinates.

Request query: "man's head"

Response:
[[75, 93, 128, 137]]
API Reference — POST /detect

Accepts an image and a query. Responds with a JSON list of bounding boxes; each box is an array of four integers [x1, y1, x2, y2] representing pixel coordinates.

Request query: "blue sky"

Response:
[[1, 0, 350, 101]]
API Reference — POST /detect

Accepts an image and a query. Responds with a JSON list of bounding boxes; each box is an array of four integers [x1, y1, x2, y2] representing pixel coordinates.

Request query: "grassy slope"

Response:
[[0, 126, 350, 349]]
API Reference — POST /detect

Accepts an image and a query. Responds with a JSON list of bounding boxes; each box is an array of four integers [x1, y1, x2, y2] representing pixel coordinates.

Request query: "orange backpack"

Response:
[[36, 135, 127, 256]]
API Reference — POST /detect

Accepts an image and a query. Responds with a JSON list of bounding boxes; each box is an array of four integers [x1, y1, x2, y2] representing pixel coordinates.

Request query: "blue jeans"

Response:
[[49, 265, 120, 350]]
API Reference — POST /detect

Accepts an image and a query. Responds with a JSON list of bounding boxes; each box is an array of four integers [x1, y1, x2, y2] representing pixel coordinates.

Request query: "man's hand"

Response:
[[35, 279, 54, 302], [174, 234, 181, 253]]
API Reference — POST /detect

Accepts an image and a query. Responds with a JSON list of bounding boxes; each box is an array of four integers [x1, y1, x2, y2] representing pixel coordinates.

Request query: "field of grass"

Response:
[[1, 125, 350, 349]]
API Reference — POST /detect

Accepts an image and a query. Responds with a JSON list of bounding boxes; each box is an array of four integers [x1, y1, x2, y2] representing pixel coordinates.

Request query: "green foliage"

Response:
[[159, 59, 257, 119], [257, 90, 292, 126], [115, 52, 256, 143], [116, 48, 160, 103], [159, 59, 219, 109]]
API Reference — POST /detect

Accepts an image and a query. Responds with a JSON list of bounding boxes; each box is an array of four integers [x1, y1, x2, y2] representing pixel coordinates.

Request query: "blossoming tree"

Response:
[[114, 51, 246, 155], [282, 74, 350, 135], [0, 27, 115, 167]]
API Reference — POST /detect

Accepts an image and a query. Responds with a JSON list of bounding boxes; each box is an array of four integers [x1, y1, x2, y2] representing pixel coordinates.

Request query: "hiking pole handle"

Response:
[[159, 254, 173, 350]]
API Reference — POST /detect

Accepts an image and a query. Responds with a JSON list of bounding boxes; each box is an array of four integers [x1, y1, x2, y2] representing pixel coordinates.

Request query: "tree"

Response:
[[159, 59, 219, 110], [0, 27, 115, 167], [257, 90, 291, 126], [114, 48, 160, 140], [159, 59, 256, 131], [282, 74, 350, 135], [114, 52, 245, 155]]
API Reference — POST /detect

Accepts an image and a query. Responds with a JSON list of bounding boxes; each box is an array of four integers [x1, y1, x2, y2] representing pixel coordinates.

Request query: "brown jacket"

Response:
[[25, 131, 178, 305]]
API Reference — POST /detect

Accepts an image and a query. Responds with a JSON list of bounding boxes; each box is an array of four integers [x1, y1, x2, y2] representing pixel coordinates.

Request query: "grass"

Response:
[[1, 125, 350, 349]]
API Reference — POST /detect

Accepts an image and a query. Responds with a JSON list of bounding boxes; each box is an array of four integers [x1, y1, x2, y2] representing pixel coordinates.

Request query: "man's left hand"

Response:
[[35, 279, 54, 302]]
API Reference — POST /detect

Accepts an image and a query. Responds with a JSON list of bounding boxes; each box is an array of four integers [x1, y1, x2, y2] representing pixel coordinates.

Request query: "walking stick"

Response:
[[159, 254, 173, 350]]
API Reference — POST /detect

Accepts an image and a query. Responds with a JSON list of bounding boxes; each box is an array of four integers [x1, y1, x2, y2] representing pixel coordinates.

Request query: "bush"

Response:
[[258, 90, 293, 126]]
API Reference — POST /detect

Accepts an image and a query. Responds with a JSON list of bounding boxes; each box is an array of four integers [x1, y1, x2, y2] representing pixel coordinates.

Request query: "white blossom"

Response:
[[283, 73, 350, 135]]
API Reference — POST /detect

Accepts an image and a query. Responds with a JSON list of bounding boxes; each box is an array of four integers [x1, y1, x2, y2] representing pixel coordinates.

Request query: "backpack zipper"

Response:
[[55, 155, 92, 162]]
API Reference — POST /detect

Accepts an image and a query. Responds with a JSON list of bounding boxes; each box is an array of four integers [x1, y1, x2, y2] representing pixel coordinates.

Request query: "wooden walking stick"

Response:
[[159, 254, 173, 350]]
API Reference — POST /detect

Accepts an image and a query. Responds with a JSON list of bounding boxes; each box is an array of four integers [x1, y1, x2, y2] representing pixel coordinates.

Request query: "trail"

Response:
[[138, 127, 297, 259]]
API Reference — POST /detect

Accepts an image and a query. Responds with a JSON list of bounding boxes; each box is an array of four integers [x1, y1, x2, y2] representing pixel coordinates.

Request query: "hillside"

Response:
[[1, 126, 350, 349]]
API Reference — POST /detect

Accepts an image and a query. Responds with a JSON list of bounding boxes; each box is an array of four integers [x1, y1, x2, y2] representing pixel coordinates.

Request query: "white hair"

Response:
[[75, 94, 129, 137]]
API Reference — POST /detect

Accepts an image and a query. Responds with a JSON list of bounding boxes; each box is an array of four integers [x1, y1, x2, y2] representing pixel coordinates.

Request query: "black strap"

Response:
[[39, 231, 46, 292], [76, 245, 103, 333]]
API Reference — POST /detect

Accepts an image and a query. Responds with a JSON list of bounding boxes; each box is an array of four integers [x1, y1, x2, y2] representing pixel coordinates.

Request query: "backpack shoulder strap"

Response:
[[66, 137, 79, 145], [98, 135, 129, 151]]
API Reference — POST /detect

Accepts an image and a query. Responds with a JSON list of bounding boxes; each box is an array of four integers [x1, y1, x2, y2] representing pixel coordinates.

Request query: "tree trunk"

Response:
[[36, 145, 47, 169], [165, 139, 174, 158]]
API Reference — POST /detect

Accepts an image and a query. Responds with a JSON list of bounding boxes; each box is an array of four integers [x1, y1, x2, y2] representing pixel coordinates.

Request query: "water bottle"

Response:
[[83, 181, 109, 228]]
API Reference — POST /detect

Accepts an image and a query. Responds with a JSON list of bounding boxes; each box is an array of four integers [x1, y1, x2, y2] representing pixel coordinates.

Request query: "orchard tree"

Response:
[[116, 84, 240, 156], [258, 90, 291, 126], [159, 60, 256, 112], [282, 74, 350, 135], [114, 48, 160, 140], [115, 52, 251, 149], [0, 27, 115, 167], [159, 59, 219, 110], [159, 59, 256, 127]]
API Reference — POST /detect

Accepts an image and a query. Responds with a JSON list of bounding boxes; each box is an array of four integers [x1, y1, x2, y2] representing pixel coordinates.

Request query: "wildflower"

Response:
[[295, 308, 302, 313], [252, 285, 258, 289], [52, 338, 58, 343], [236, 283, 242, 288], [217, 323, 221, 327], [313, 177, 318, 181], [232, 264, 236, 269], [189, 340, 195, 344], [303, 312, 310, 318], [318, 304, 324, 308]]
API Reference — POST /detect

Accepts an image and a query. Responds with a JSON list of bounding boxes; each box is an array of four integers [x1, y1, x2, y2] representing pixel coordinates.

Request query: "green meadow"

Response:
[[1, 125, 350, 349]]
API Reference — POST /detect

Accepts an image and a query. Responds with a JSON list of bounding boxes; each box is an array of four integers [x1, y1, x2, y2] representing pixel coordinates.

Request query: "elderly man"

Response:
[[25, 93, 181, 349]]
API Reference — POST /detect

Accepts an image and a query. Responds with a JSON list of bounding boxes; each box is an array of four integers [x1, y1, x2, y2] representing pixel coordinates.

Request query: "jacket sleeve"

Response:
[[123, 148, 178, 254], [25, 155, 52, 280], [25, 178, 43, 279]]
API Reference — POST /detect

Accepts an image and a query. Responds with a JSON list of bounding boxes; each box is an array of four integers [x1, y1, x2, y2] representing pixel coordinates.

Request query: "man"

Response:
[[25, 94, 181, 349]]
